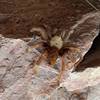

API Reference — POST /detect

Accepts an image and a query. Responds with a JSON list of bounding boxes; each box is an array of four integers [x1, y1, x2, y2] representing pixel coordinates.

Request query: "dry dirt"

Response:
[[0, 0, 94, 38]]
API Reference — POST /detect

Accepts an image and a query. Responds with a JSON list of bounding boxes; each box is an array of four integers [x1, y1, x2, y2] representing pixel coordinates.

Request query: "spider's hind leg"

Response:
[[57, 55, 66, 84], [48, 55, 66, 86], [33, 49, 48, 75]]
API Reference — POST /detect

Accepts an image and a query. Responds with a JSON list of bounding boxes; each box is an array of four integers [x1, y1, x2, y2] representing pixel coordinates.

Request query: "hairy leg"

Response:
[[48, 55, 65, 87], [57, 55, 65, 83], [33, 49, 48, 74]]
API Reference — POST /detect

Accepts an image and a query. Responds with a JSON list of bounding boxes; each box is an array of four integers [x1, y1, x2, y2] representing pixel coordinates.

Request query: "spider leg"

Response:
[[42, 24, 52, 39], [56, 47, 83, 83], [64, 44, 83, 71], [49, 50, 58, 66], [27, 39, 48, 74], [61, 30, 66, 39], [62, 30, 71, 41], [73, 52, 83, 71], [69, 47, 83, 64], [36, 49, 48, 65], [26, 40, 44, 53], [48, 45, 83, 86], [47, 55, 65, 86], [33, 49, 48, 74], [30, 27, 48, 40], [57, 55, 65, 83]]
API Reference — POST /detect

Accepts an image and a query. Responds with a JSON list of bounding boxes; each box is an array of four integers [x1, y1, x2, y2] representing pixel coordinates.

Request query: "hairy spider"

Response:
[[28, 25, 82, 85]]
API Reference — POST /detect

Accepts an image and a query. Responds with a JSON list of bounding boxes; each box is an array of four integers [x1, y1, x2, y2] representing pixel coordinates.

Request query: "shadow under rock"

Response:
[[76, 32, 100, 71]]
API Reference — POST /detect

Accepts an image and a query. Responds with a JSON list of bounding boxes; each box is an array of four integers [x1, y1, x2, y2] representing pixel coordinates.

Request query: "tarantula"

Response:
[[28, 25, 82, 84]]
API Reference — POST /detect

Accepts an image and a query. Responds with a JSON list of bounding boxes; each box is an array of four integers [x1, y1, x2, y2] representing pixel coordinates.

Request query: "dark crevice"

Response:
[[75, 32, 100, 71]]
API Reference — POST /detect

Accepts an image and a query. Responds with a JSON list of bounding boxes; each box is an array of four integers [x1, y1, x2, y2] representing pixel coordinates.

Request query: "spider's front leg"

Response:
[[63, 42, 83, 68]]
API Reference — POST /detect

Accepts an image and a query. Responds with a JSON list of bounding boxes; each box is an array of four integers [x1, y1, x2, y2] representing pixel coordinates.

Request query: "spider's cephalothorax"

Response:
[[29, 26, 82, 84]]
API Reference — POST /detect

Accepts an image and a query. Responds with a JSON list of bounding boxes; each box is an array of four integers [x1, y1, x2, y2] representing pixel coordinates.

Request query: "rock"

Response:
[[87, 84, 100, 100], [55, 11, 100, 81], [0, 36, 41, 97], [52, 67, 100, 100], [0, 11, 100, 100]]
